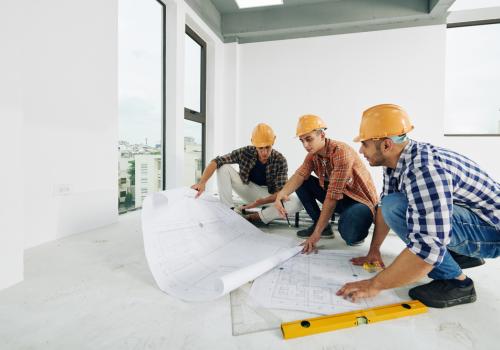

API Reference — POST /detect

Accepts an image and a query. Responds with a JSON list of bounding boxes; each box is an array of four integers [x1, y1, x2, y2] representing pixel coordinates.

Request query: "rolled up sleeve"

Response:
[[213, 148, 242, 168]]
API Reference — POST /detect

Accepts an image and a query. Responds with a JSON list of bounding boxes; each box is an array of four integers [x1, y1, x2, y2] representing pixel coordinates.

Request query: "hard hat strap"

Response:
[[389, 135, 408, 144], [371, 134, 408, 143]]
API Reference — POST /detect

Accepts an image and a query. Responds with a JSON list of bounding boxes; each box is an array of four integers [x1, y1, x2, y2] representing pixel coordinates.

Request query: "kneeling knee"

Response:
[[217, 164, 232, 173], [381, 194, 407, 223]]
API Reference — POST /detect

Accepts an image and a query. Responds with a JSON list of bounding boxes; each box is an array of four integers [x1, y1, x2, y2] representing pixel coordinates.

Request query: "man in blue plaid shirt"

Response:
[[338, 104, 499, 308]]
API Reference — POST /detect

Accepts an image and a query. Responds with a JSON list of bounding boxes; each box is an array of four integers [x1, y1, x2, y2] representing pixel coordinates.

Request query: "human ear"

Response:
[[383, 139, 393, 152]]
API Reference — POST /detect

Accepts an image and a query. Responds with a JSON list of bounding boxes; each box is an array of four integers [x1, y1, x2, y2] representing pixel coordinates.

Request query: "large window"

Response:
[[445, 21, 500, 135], [118, 0, 165, 213], [184, 27, 206, 186]]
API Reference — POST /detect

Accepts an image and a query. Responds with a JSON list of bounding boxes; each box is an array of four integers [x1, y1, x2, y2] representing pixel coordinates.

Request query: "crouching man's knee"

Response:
[[380, 193, 410, 241]]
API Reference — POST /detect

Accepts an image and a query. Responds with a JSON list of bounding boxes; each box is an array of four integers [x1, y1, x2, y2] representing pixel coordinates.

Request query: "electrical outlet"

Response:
[[54, 184, 72, 196]]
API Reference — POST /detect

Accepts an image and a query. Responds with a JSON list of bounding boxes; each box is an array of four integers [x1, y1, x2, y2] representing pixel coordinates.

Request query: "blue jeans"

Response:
[[296, 176, 373, 244], [381, 193, 500, 280]]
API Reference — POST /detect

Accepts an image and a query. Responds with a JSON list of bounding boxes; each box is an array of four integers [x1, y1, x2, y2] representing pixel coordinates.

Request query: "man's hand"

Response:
[[190, 182, 206, 198], [336, 279, 382, 302], [301, 233, 321, 254], [350, 249, 386, 268], [242, 198, 262, 210], [274, 192, 289, 218]]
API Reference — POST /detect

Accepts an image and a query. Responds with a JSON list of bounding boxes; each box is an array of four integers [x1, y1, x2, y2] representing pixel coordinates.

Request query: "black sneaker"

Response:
[[448, 250, 485, 269], [297, 224, 334, 239], [346, 239, 365, 246], [408, 279, 476, 308]]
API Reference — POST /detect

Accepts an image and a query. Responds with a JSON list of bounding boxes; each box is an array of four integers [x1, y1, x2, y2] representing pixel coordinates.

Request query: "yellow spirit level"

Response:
[[281, 300, 428, 339], [363, 262, 383, 273]]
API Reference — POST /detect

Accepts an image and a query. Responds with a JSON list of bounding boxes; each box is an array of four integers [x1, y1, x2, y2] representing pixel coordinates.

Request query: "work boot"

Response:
[[232, 206, 245, 215], [448, 250, 485, 269], [297, 224, 334, 239], [244, 212, 268, 227], [346, 239, 365, 247], [408, 278, 476, 308]]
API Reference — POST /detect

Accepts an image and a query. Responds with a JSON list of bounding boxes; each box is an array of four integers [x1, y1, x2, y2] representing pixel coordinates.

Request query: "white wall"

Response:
[[19, 0, 119, 248], [0, 0, 117, 290], [0, 0, 24, 290], [1, 0, 233, 290], [237, 25, 499, 192]]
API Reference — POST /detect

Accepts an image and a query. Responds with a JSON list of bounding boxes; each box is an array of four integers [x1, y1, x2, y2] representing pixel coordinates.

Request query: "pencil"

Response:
[[280, 199, 291, 227]]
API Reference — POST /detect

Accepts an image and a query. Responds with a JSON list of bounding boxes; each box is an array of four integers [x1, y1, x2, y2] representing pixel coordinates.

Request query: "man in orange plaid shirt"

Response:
[[275, 115, 379, 253]]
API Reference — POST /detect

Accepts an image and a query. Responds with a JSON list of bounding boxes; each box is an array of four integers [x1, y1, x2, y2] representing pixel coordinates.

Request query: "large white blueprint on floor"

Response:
[[249, 250, 405, 314], [141, 187, 302, 302]]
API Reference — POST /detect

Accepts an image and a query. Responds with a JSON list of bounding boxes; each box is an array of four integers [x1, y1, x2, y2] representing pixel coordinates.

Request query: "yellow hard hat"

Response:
[[251, 123, 276, 147], [296, 114, 327, 137], [353, 104, 414, 142]]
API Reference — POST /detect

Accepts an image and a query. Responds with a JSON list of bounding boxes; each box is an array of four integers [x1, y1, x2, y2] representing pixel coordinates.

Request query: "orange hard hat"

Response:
[[296, 114, 327, 137], [251, 123, 276, 147], [353, 104, 414, 142]]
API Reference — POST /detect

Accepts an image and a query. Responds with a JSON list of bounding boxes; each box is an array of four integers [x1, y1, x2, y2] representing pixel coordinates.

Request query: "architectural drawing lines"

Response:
[[250, 250, 404, 314]]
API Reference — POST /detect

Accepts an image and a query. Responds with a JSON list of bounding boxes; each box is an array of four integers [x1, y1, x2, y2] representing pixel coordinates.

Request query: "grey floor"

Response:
[[0, 210, 498, 350]]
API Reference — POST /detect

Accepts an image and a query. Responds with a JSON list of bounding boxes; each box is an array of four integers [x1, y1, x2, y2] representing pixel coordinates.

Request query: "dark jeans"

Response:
[[381, 192, 500, 280], [296, 176, 373, 244]]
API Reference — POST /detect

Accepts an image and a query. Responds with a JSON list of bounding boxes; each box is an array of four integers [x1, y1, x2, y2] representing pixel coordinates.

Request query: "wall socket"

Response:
[[54, 184, 72, 196]]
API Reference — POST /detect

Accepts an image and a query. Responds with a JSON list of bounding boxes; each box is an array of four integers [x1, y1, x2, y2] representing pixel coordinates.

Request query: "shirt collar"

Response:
[[317, 138, 333, 159], [391, 139, 414, 179]]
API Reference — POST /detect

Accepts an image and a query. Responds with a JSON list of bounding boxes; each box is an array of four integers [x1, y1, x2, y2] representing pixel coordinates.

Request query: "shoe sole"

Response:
[[296, 234, 335, 239], [408, 290, 477, 308], [459, 259, 485, 269]]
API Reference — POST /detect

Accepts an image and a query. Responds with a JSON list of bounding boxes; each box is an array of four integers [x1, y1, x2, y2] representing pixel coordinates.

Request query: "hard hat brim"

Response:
[[295, 127, 327, 138], [252, 139, 275, 147]]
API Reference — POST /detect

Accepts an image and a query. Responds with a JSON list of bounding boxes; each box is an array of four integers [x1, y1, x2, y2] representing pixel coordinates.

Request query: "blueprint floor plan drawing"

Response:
[[249, 250, 405, 315]]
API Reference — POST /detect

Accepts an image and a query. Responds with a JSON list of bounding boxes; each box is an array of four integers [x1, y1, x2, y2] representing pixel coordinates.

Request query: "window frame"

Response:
[[184, 25, 207, 170], [157, 0, 167, 189]]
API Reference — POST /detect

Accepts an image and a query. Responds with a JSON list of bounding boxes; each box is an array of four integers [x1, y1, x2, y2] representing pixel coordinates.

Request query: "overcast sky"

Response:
[[119, 0, 163, 145], [119, 0, 202, 146]]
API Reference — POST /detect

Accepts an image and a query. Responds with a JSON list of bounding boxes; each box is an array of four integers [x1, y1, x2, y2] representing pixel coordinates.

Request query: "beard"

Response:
[[369, 151, 385, 166]]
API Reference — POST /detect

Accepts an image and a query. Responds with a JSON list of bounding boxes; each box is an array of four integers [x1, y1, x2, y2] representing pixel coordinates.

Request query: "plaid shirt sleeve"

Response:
[[327, 147, 354, 200], [295, 154, 314, 179], [213, 148, 242, 168], [273, 156, 288, 192], [404, 166, 454, 266]]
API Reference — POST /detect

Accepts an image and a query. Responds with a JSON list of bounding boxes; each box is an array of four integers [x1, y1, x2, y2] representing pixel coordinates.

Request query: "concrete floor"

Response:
[[0, 210, 498, 350]]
